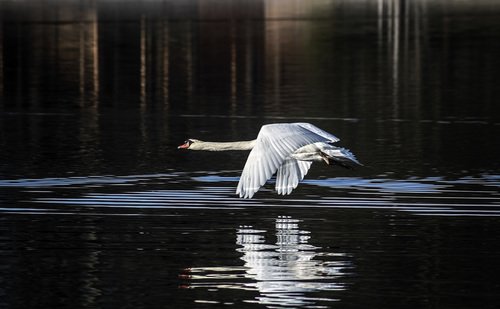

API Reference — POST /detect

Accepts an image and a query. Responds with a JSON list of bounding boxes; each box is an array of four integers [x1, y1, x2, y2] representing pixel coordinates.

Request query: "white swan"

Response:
[[178, 122, 361, 198]]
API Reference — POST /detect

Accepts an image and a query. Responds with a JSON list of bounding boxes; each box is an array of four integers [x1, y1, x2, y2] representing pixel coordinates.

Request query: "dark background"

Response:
[[1, 1, 500, 308]]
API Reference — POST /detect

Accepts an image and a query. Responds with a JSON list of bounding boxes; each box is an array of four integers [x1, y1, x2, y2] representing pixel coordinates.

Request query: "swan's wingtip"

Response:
[[238, 193, 254, 199], [236, 189, 254, 199]]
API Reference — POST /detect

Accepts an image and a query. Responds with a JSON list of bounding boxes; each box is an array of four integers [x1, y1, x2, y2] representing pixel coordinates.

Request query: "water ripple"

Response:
[[0, 173, 177, 188], [1, 173, 498, 217]]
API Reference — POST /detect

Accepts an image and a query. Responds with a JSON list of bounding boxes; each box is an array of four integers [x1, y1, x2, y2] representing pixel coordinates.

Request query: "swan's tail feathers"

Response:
[[322, 147, 362, 169]]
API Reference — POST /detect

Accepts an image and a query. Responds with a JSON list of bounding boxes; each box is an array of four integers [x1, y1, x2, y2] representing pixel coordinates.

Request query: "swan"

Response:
[[178, 122, 361, 198]]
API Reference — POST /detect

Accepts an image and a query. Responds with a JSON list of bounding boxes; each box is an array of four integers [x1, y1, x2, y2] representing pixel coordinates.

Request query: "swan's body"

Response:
[[178, 123, 361, 198]]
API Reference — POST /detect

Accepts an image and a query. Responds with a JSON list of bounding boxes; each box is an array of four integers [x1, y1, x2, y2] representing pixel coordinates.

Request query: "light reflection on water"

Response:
[[183, 216, 350, 308], [1, 172, 499, 217], [2, 174, 500, 307]]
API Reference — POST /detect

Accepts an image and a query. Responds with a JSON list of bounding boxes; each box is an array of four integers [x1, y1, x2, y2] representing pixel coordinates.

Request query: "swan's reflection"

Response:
[[184, 216, 352, 307]]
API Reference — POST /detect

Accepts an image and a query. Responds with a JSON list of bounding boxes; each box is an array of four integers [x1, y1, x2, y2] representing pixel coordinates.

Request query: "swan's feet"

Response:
[[320, 152, 331, 165]]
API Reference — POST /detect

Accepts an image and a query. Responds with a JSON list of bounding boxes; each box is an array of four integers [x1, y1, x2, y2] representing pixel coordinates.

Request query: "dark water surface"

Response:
[[2, 1, 500, 308]]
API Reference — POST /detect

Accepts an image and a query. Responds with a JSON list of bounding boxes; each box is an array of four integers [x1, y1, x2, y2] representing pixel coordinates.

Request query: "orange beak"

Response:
[[178, 142, 190, 149]]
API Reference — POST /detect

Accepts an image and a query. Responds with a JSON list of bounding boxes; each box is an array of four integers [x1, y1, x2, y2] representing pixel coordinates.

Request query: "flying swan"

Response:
[[178, 122, 361, 198]]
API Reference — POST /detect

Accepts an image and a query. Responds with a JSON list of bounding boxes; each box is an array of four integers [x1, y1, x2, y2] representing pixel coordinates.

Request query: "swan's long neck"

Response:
[[191, 140, 256, 151]]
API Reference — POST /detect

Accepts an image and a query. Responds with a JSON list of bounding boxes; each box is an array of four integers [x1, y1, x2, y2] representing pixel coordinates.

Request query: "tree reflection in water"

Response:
[[183, 216, 352, 308]]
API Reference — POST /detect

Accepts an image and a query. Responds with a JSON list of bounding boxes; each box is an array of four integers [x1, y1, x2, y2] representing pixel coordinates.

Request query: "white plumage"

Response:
[[178, 122, 361, 199]]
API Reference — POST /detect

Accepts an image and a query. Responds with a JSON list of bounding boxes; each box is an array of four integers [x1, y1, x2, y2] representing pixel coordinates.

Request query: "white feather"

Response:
[[276, 158, 312, 195], [236, 123, 340, 198], [182, 122, 359, 199]]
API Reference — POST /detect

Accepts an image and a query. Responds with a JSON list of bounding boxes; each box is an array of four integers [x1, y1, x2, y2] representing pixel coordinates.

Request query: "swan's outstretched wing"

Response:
[[276, 158, 312, 195], [294, 122, 340, 143], [236, 123, 339, 198]]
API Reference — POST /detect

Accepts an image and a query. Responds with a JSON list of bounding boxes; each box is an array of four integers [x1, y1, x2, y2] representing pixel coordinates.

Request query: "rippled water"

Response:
[[2, 1, 500, 308], [3, 173, 500, 216], [2, 171, 500, 308]]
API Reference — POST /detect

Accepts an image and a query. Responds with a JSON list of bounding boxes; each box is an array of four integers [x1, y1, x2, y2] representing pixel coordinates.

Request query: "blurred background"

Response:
[[1, 0, 499, 178]]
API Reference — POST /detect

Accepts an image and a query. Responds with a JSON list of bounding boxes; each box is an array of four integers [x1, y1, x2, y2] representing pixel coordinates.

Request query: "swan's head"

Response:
[[178, 139, 200, 150]]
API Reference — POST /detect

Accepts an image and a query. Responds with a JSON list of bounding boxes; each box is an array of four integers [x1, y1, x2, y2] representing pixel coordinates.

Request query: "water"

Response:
[[1, 1, 500, 308]]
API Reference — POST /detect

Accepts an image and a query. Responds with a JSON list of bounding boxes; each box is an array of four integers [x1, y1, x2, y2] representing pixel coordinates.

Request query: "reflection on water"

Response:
[[2, 0, 500, 180], [1, 173, 499, 217], [2, 173, 500, 308], [3, 0, 500, 120], [183, 215, 350, 307], [2, 1, 500, 308]]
